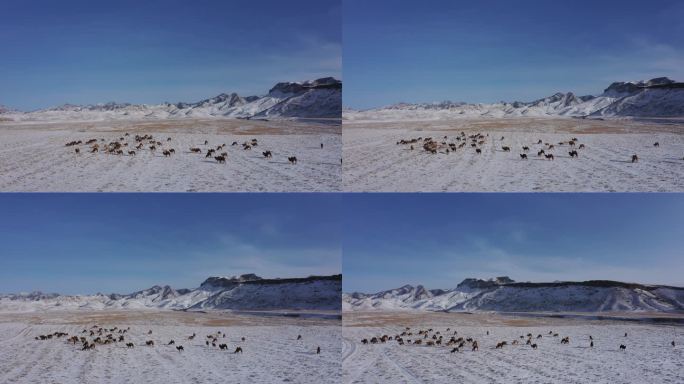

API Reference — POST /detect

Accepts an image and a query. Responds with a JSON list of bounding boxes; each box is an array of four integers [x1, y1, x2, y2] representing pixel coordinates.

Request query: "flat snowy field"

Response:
[[343, 311, 683, 384], [0, 118, 341, 192], [0, 310, 341, 384], [343, 118, 684, 192]]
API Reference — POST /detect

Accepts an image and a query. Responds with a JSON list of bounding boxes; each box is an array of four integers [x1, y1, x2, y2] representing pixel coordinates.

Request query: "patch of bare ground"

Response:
[[343, 311, 684, 328], [343, 117, 682, 135], [0, 310, 341, 327], [0, 117, 340, 136]]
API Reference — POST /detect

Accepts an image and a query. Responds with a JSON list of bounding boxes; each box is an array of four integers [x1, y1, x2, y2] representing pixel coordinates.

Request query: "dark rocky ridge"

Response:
[[200, 274, 342, 289]]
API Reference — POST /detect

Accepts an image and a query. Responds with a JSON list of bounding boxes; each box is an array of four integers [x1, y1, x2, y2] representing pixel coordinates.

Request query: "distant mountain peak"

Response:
[[412, 285, 433, 299], [268, 77, 342, 98], [0, 104, 18, 114], [603, 77, 676, 96], [457, 276, 515, 290], [201, 273, 262, 286]]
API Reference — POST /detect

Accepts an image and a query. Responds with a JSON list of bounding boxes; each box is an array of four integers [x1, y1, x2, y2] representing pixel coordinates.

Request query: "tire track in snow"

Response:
[[381, 347, 422, 383], [342, 337, 356, 363]]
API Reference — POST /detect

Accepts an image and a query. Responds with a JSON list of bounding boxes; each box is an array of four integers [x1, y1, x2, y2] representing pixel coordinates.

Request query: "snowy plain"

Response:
[[342, 311, 684, 384], [342, 117, 684, 192], [0, 118, 341, 192], [0, 310, 341, 384]]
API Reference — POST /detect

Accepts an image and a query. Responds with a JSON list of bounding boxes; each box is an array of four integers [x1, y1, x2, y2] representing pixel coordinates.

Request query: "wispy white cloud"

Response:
[[440, 236, 684, 288], [590, 38, 684, 85], [184, 233, 341, 283], [349, 228, 684, 294]]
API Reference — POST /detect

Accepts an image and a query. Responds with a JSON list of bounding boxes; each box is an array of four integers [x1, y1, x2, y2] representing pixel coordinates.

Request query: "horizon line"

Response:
[[2, 75, 343, 112], [343, 76, 681, 110], [2, 273, 343, 297]]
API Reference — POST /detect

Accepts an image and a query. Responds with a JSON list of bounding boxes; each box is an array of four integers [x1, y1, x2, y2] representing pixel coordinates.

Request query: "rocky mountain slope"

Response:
[[344, 77, 684, 120], [0, 274, 342, 312], [343, 277, 684, 313], [1, 77, 341, 122]]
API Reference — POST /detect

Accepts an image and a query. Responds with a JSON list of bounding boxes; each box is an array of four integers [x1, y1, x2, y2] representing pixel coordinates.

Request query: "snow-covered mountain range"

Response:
[[343, 277, 684, 313], [0, 105, 16, 114], [0, 77, 341, 122], [0, 274, 342, 312], [344, 77, 684, 120]]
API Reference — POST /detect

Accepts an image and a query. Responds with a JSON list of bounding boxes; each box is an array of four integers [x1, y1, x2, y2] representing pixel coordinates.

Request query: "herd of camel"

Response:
[[65, 130, 673, 167], [397, 131, 670, 163], [67, 133, 304, 165], [34, 325, 322, 356], [359, 326, 677, 354]]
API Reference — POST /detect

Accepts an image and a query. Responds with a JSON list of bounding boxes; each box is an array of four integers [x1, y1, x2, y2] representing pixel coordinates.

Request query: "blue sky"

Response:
[[343, 0, 684, 109], [0, 0, 341, 111], [343, 194, 684, 293], [0, 194, 341, 295]]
